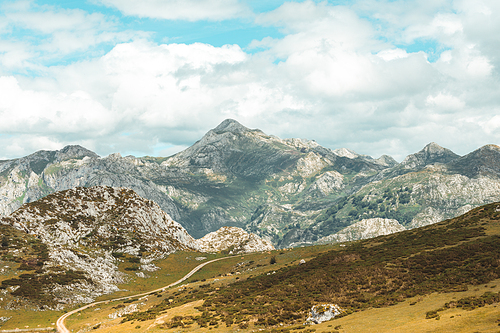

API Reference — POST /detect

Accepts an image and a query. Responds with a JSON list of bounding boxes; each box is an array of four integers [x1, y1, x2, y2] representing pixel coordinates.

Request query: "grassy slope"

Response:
[[0, 224, 64, 329]]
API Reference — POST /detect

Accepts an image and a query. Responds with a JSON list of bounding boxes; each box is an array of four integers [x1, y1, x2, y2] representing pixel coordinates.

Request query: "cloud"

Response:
[[1, 0, 500, 162], [0, 76, 114, 135], [98, 0, 252, 21], [0, 1, 144, 73], [426, 92, 465, 111], [0, 39, 304, 158]]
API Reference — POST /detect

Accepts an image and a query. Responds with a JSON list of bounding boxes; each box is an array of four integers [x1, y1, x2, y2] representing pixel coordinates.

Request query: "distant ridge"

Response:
[[1, 119, 500, 248]]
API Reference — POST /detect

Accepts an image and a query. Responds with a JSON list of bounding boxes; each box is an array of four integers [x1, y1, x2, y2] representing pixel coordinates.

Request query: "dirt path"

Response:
[[56, 256, 235, 333]]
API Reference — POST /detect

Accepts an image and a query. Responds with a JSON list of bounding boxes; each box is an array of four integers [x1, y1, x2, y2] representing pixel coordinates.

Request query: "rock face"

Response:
[[1, 119, 500, 248], [319, 218, 406, 244], [1, 186, 199, 305], [306, 304, 344, 325], [196, 226, 274, 254]]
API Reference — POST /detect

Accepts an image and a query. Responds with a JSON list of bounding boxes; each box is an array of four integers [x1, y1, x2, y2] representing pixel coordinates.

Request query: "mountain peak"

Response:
[[213, 119, 251, 134], [422, 142, 447, 154], [56, 145, 99, 162], [333, 148, 359, 159], [400, 142, 460, 169], [479, 144, 500, 152], [447, 144, 500, 178]]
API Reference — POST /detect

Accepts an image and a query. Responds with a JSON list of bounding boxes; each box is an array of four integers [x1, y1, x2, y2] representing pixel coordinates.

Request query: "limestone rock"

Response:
[[196, 226, 274, 254], [306, 304, 344, 324], [319, 218, 406, 243], [307, 171, 344, 197]]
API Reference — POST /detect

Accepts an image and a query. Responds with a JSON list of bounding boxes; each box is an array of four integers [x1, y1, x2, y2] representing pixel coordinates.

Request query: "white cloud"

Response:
[[483, 114, 500, 135], [0, 39, 306, 157], [1, 0, 500, 161], [426, 92, 465, 111], [0, 76, 114, 135], [376, 49, 409, 61], [98, 0, 252, 21], [0, 1, 143, 72]]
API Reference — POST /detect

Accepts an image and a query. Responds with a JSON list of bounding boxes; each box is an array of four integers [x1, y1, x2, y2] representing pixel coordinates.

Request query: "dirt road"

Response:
[[56, 256, 234, 333]]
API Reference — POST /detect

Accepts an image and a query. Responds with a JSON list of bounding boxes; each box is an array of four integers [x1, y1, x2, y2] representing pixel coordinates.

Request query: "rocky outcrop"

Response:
[[306, 171, 344, 197], [375, 155, 398, 167], [196, 226, 274, 254], [306, 304, 344, 325], [319, 218, 406, 244], [333, 148, 359, 159]]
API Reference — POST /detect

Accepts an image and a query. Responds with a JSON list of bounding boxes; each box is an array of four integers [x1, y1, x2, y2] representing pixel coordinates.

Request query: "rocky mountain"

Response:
[[0, 186, 272, 309], [197, 226, 274, 254], [1, 119, 499, 248], [447, 144, 500, 178], [0, 186, 198, 307]]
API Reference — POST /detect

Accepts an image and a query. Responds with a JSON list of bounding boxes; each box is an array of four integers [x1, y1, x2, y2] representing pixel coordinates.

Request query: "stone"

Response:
[[306, 304, 343, 324]]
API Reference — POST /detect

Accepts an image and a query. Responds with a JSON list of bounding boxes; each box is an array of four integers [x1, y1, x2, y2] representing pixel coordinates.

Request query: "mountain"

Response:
[[1, 119, 499, 248], [295, 142, 500, 247], [0, 186, 199, 307], [447, 144, 500, 178], [400, 142, 460, 169], [0, 119, 390, 242], [374, 142, 461, 180]]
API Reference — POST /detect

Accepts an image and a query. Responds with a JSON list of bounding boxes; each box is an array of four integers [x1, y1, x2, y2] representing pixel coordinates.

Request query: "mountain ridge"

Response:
[[0, 119, 499, 247]]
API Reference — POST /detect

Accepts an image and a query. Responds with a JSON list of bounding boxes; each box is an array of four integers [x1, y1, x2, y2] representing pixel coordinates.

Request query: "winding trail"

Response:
[[56, 256, 235, 333]]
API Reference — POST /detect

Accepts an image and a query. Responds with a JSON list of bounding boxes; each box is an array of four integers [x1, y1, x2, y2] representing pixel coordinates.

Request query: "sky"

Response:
[[0, 0, 499, 161]]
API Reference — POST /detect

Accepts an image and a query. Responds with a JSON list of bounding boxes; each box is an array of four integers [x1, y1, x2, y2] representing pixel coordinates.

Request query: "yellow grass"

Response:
[[310, 278, 500, 333]]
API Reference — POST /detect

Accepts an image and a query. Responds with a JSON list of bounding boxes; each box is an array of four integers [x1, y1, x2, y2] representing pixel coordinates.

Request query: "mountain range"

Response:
[[1, 119, 500, 248]]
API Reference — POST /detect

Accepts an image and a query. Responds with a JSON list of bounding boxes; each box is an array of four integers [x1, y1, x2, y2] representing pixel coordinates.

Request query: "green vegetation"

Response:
[[427, 291, 500, 316], [1, 269, 89, 306], [0, 225, 88, 307], [316, 186, 415, 227], [44, 164, 63, 175]]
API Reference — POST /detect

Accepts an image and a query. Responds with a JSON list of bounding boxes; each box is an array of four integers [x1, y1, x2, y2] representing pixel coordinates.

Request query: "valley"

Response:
[[1, 201, 496, 332], [68, 202, 500, 332]]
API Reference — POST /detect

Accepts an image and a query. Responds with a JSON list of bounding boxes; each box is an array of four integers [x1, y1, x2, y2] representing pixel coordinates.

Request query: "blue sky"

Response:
[[0, 0, 499, 161]]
